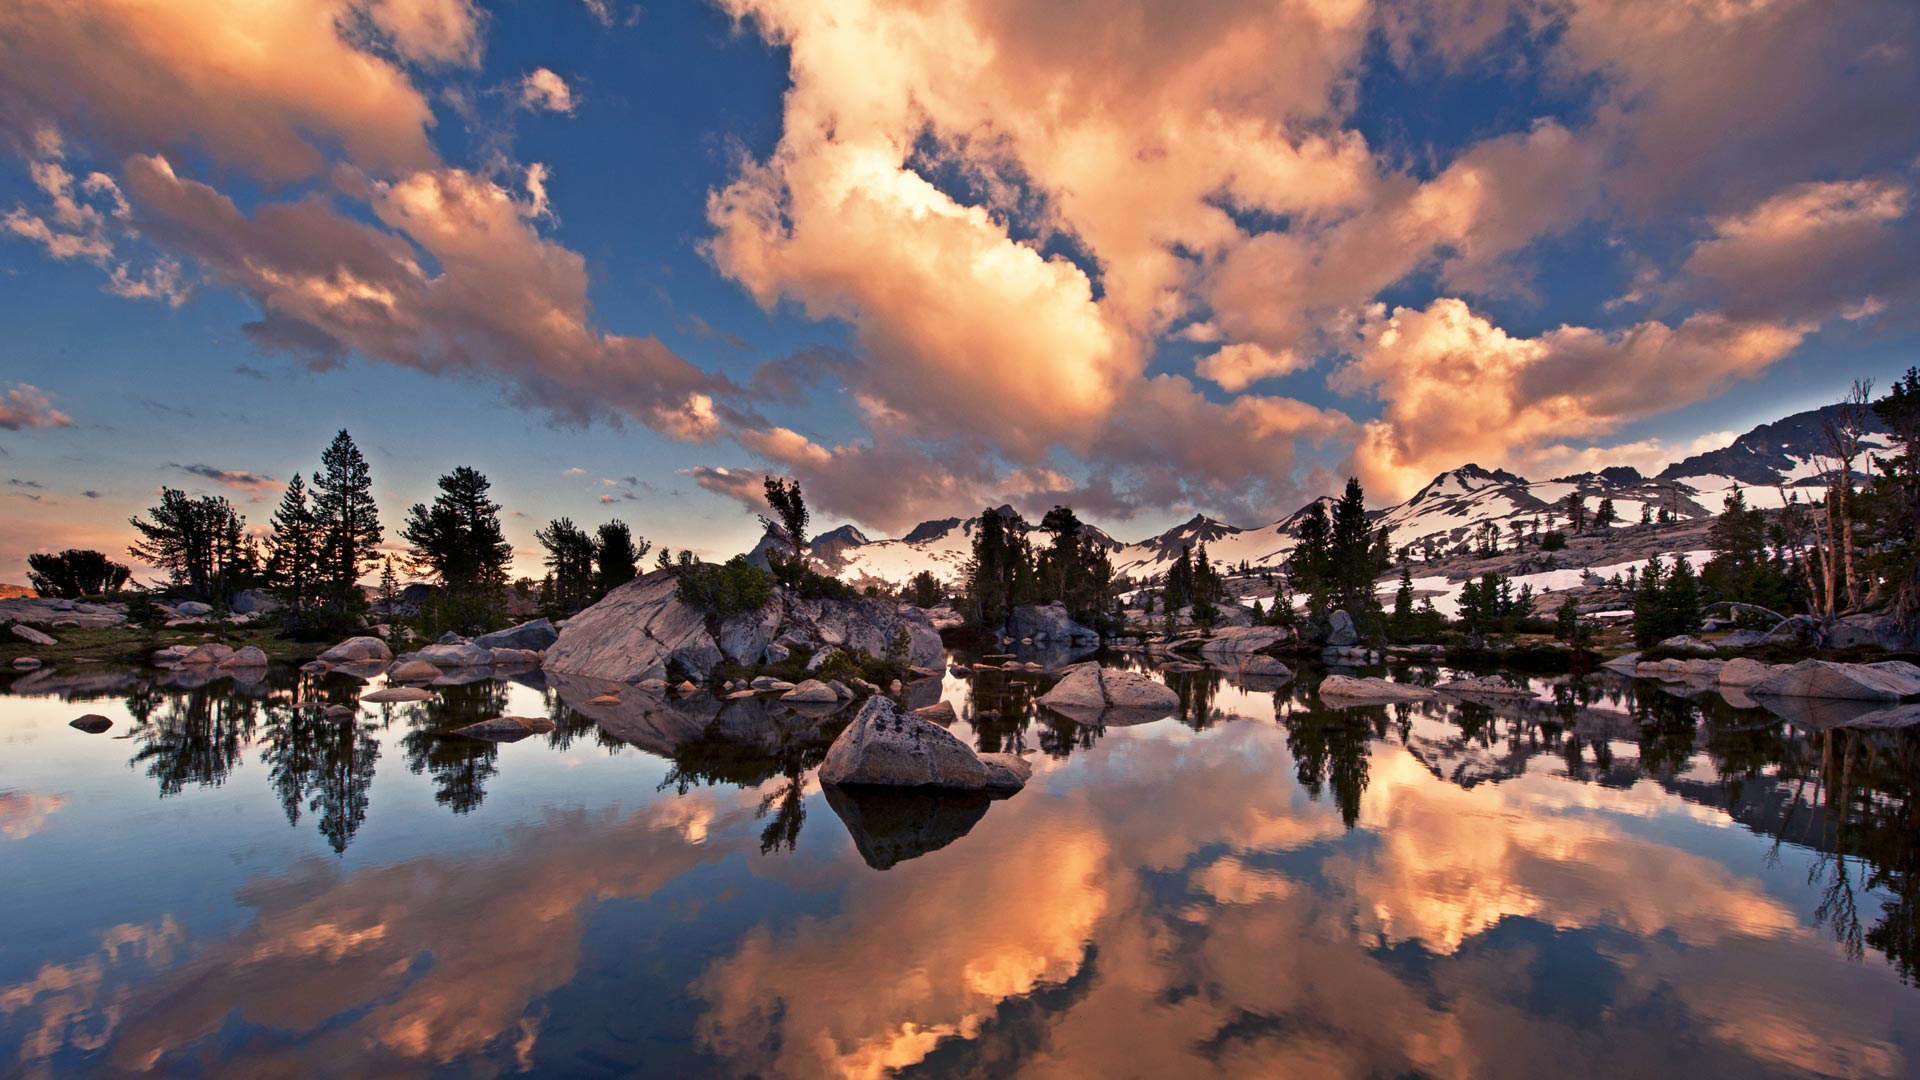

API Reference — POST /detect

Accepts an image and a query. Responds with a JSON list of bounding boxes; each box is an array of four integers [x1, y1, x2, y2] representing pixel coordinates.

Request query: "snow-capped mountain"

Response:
[[742, 403, 1896, 590]]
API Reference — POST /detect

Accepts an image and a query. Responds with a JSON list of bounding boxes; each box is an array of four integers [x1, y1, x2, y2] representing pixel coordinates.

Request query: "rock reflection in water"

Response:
[[824, 785, 992, 869]]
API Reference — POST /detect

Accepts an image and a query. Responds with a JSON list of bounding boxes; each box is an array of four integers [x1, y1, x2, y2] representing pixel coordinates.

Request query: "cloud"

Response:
[[122, 156, 735, 436], [0, 791, 65, 839], [519, 68, 576, 114], [1335, 298, 1806, 500], [1194, 342, 1308, 392], [167, 462, 284, 493], [0, 0, 443, 184], [0, 383, 73, 431], [1678, 177, 1919, 324]]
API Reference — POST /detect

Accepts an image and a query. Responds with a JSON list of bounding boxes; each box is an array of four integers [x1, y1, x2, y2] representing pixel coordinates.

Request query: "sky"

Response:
[[1, 0, 1916, 585]]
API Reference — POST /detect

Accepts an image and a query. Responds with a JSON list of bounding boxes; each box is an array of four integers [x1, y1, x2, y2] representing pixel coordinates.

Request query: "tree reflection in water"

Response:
[[122, 683, 265, 797], [400, 680, 511, 814], [261, 702, 380, 853]]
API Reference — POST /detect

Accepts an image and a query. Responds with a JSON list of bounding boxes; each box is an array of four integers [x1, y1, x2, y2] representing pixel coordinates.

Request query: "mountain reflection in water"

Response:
[[0, 655, 1916, 1079]]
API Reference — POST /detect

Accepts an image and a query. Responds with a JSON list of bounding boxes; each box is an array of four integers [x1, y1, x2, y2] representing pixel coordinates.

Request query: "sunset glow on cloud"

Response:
[[0, 0, 1914, 577]]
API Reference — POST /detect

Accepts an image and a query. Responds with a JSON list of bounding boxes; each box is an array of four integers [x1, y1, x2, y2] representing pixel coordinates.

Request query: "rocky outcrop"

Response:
[[472, 617, 558, 651], [1005, 603, 1097, 644], [174, 601, 212, 617], [319, 636, 392, 664], [818, 696, 1024, 792], [1327, 609, 1358, 646], [1318, 675, 1436, 703], [543, 568, 942, 684], [229, 589, 282, 615], [1037, 662, 1180, 718], [180, 643, 234, 666], [1751, 659, 1920, 701], [10, 623, 56, 646], [1821, 613, 1919, 652]]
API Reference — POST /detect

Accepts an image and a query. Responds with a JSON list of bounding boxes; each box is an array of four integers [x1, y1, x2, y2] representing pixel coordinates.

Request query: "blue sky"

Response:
[[1, 0, 1915, 583]]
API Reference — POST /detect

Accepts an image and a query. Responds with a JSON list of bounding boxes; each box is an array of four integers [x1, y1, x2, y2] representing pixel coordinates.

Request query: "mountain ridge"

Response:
[[754, 403, 1896, 589]]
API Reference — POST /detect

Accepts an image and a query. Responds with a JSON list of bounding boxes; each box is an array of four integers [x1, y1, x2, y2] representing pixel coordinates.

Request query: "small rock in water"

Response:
[[69, 714, 112, 733], [586, 693, 623, 706], [453, 715, 556, 741], [13, 657, 42, 670], [675, 680, 700, 694], [362, 686, 434, 703], [323, 704, 356, 719], [911, 701, 957, 727]]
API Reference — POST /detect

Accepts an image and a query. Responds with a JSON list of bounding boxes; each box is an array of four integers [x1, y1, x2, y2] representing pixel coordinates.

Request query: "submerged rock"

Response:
[[1319, 675, 1435, 703], [977, 752, 1032, 792], [362, 686, 435, 703], [452, 715, 556, 741]]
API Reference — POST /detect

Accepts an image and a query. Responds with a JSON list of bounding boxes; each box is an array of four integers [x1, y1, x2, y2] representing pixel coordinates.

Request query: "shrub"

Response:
[[673, 556, 775, 617], [1540, 531, 1567, 551]]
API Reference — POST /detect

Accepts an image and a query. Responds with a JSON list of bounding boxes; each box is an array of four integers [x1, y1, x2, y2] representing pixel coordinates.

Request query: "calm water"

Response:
[[2, 653, 1917, 1079]]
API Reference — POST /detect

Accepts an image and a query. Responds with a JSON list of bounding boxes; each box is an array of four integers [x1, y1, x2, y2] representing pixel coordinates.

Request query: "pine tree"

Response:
[[535, 516, 597, 613], [760, 476, 810, 584], [310, 430, 383, 613], [403, 466, 512, 630], [594, 521, 648, 598], [1594, 497, 1617, 530], [377, 556, 400, 615], [266, 473, 322, 613], [128, 488, 254, 601], [1391, 565, 1415, 640], [1290, 502, 1332, 620], [1563, 492, 1588, 533]]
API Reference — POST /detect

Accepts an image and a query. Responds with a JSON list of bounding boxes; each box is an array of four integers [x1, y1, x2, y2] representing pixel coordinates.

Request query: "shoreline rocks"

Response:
[[1751, 659, 1920, 701]]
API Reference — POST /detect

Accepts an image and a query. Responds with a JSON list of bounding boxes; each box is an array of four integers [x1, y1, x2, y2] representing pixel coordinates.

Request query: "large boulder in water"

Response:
[[818, 696, 992, 790], [1037, 662, 1179, 719], [1319, 675, 1434, 703], [1005, 602, 1097, 644], [1751, 659, 1920, 701], [543, 568, 942, 684], [415, 642, 494, 668], [472, 617, 558, 651], [319, 636, 392, 664], [1195, 626, 1293, 664]]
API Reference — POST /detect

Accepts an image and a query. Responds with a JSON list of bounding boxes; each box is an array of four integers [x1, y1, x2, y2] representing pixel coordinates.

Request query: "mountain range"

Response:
[[744, 404, 1892, 589]]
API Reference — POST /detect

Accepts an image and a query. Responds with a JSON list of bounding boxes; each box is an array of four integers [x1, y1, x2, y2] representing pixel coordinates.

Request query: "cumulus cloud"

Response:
[[519, 68, 576, 114], [122, 156, 734, 434], [0, 383, 73, 431], [1335, 298, 1806, 499], [0, 0, 443, 184], [1194, 342, 1308, 392]]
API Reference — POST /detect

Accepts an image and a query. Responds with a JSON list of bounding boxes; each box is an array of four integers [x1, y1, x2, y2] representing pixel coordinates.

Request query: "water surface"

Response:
[[2, 654, 1916, 1078]]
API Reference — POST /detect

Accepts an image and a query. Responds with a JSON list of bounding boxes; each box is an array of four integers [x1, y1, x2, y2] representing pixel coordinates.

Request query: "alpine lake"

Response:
[[2, 646, 1917, 1079]]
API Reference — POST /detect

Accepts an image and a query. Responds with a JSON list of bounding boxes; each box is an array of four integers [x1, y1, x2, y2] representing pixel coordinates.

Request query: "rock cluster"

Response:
[[543, 568, 941, 684], [1037, 662, 1180, 718]]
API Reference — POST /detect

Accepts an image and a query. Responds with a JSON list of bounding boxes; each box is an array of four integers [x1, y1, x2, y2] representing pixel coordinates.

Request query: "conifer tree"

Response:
[[266, 473, 322, 613], [310, 430, 383, 612]]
